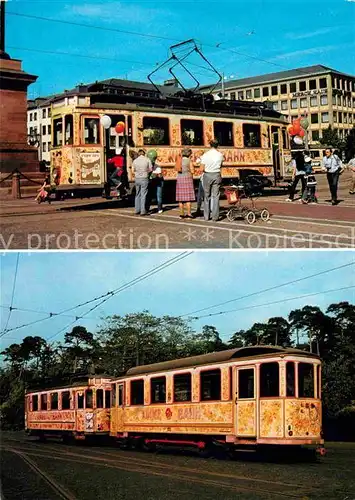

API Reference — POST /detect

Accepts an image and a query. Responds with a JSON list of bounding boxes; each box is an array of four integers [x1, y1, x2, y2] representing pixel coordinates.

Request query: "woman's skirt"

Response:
[[176, 174, 195, 202]]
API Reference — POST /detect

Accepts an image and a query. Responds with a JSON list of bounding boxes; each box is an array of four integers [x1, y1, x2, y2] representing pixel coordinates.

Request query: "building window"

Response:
[[173, 373, 191, 402], [322, 112, 329, 123], [230, 92, 236, 100], [42, 109, 46, 119], [65, 115, 74, 145], [333, 111, 337, 122], [349, 115, 353, 124], [254, 88, 260, 98], [130, 380, 144, 405], [243, 123, 261, 147], [311, 113, 319, 124], [281, 101, 288, 110], [299, 81, 307, 91], [320, 95, 328, 106], [246, 89, 252, 99], [332, 95, 337, 105], [298, 363, 314, 398], [310, 96, 318, 107], [238, 90, 244, 100], [280, 83, 287, 94], [337, 95, 342, 106], [200, 369, 221, 401], [309, 79, 317, 90], [290, 82, 297, 93], [84, 117, 100, 145], [181, 119, 203, 146], [272, 102, 279, 111], [53, 118, 63, 147], [34, 112, 37, 120], [40, 393, 47, 410], [238, 369, 254, 399], [48, 124, 51, 135], [312, 130, 320, 141], [29, 113, 32, 121], [48, 108, 51, 118], [300, 97, 307, 108], [291, 99, 298, 109], [271, 85, 278, 96], [50, 392, 58, 410], [29, 127, 33, 135], [151, 377, 166, 404], [260, 362, 279, 397], [42, 143, 47, 152], [48, 142, 51, 151], [96, 389, 104, 408], [262, 87, 269, 97], [213, 121, 234, 146], [143, 117, 169, 145], [286, 363, 295, 397], [42, 125, 46, 135], [319, 78, 327, 89], [61, 391, 71, 410], [339, 112, 343, 123], [32, 395, 39, 411], [344, 114, 348, 124]]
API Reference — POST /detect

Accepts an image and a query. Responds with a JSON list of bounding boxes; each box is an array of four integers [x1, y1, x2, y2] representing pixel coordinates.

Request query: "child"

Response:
[[35, 176, 51, 203], [301, 152, 317, 204], [107, 151, 125, 197]]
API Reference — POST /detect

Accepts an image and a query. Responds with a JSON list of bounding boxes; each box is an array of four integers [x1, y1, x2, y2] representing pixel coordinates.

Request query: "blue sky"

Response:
[[1, 251, 354, 351], [6, 0, 355, 98]]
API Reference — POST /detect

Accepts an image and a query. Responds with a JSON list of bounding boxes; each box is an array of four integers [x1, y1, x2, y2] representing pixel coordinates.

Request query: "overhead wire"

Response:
[[1, 253, 20, 334]]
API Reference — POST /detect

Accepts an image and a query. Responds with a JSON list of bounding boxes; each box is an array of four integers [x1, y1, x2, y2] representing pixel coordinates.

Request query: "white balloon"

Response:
[[293, 136, 303, 145], [100, 115, 112, 129]]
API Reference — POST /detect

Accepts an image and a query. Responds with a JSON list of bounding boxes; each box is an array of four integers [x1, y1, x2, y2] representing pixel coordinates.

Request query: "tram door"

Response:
[[111, 383, 125, 435], [271, 126, 281, 183], [235, 366, 257, 437]]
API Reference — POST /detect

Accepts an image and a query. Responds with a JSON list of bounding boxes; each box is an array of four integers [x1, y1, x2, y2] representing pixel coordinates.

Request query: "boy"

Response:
[[301, 152, 317, 204]]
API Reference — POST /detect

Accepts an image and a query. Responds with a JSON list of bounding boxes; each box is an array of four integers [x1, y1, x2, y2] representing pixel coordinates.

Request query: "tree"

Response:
[[343, 127, 355, 161], [320, 126, 344, 151]]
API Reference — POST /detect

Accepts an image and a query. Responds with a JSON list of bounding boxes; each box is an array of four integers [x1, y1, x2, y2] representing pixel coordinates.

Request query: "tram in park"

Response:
[[48, 82, 293, 196], [25, 346, 325, 454]]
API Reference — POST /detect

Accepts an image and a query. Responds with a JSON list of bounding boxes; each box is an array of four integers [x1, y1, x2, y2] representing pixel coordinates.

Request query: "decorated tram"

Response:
[[25, 346, 325, 454], [48, 79, 293, 195]]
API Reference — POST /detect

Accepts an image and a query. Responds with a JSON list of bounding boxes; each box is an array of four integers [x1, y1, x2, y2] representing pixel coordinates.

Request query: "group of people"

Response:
[[132, 140, 224, 220], [287, 148, 355, 206]]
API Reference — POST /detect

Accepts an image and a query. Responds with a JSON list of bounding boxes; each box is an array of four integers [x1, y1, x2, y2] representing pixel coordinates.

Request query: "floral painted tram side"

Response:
[[25, 347, 325, 454], [48, 99, 292, 193]]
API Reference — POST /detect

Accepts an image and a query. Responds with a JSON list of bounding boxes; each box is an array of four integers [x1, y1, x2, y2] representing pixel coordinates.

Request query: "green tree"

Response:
[[320, 126, 344, 151], [343, 127, 355, 161]]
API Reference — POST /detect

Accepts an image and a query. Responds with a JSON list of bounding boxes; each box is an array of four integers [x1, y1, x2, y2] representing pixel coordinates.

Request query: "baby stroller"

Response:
[[224, 177, 270, 224], [301, 175, 318, 204]]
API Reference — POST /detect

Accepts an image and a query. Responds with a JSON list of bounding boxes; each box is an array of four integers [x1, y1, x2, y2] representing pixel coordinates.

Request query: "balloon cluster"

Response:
[[287, 116, 309, 145]]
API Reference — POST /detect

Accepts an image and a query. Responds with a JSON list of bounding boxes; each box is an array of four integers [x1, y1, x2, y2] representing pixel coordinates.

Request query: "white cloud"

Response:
[[286, 27, 338, 40], [273, 43, 347, 60]]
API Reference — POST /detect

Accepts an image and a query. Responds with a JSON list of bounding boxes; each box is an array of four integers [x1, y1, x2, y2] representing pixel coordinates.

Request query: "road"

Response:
[[1, 174, 354, 249], [1, 433, 354, 500]]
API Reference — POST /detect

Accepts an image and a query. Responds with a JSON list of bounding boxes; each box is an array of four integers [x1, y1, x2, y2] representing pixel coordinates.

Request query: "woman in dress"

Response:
[[175, 148, 195, 219]]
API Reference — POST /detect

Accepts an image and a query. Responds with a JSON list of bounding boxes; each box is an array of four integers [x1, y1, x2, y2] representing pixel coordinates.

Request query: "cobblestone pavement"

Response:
[[1, 173, 354, 249]]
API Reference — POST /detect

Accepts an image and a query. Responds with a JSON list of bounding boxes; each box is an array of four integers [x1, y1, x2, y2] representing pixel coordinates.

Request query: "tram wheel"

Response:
[[245, 211, 256, 224], [227, 208, 238, 221], [260, 208, 270, 222]]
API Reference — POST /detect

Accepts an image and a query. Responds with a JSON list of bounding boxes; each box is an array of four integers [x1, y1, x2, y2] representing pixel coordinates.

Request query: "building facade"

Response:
[[27, 97, 52, 163], [204, 65, 355, 146]]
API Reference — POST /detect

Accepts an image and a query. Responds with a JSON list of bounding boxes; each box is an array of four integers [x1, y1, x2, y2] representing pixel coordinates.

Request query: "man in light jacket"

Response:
[[322, 148, 343, 205], [200, 140, 224, 221], [132, 149, 152, 216]]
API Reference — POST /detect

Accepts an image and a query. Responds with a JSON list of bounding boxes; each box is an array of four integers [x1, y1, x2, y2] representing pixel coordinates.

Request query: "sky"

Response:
[[5, 0, 355, 98], [1, 250, 354, 352]]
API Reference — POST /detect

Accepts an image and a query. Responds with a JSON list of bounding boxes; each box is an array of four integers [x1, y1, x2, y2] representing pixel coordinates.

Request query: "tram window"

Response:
[[50, 392, 58, 410], [282, 129, 288, 149], [260, 363, 279, 397], [111, 384, 117, 407], [40, 393, 47, 410], [181, 119, 204, 146], [286, 362, 295, 397], [317, 365, 321, 399], [32, 395, 38, 411], [143, 117, 170, 146], [151, 377, 166, 404], [238, 369, 254, 399], [173, 373, 191, 402], [131, 380, 144, 405], [105, 390, 111, 408], [298, 363, 314, 398], [61, 391, 71, 410], [96, 389, 104, 408], [77, 392, 84, 409], [84, 118, 100, 145], [86, 389, 93, 409], [53, 118, 63, 147], [118, 385, 124, 407], [243, 124, 261, 148], [200, 369, 221, 401], [65, 115, 73, 145], [213, 121, 234, 146]]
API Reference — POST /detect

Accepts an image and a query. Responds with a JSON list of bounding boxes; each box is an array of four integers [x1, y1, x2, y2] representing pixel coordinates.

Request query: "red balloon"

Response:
[[115, 121, 125, 134], [292, 118, 301, 135], [298, 129, 305, 137], [288, 126, 295, 136]]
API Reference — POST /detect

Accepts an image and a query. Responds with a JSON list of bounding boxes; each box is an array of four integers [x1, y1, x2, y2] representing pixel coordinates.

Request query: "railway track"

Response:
[[1, 437, 321, 499]]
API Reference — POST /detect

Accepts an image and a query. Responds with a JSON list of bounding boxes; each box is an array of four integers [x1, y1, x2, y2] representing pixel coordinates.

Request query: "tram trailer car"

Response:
[[48, 81, 293, 196], [25, 377, 112, 441], [110, 346, 325, 454]]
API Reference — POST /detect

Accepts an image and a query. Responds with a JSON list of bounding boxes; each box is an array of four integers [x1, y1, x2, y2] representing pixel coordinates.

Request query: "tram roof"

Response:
[[126, 346, 319, 376]]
